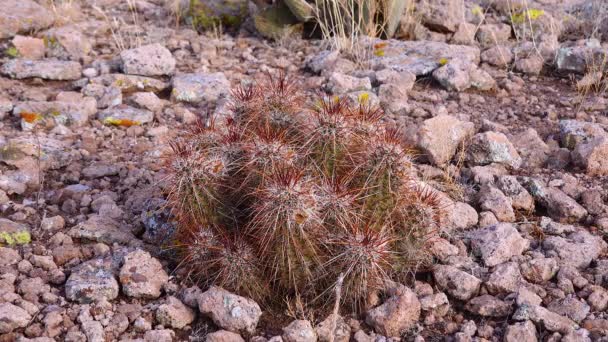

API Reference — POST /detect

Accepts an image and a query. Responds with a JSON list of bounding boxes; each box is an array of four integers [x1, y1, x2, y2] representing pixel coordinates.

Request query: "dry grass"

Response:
[[92, 1, 148, 52], [47, 0, 83, 26]]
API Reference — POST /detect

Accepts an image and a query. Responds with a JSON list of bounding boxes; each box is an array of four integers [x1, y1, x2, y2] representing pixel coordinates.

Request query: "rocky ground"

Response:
[[1, 0, 608, 341]]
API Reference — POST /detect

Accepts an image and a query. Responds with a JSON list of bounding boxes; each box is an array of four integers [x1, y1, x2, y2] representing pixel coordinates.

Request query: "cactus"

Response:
[[165, 73, 440, 310], [253, 0, 408, 39]]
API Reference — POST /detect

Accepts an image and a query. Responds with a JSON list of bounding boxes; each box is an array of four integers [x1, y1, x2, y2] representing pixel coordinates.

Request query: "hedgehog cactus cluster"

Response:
[[165, 74, 443, 312]]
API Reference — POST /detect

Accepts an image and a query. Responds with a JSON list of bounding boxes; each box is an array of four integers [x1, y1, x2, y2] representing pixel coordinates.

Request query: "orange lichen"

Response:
[[19, 112, 43, 123], [103, 117, 140, 127]]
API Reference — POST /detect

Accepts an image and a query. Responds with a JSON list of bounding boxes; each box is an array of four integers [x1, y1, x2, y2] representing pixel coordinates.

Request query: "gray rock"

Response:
[[206, 330, 246, 342], [481, 46, 513, 67], [561, 329, 592, 342], [520, 257, 559, 283], [432, 60, 473, 91], [465, 295, 511, 317], [513, 304, 577, 334], [119, 249, 169, 299], [466, 131, 522, 169], [327, 72, 371, 94], [283, 320, 317, 342], [559, 120, 607, 150], [83, 84, 122, 109], [556, 40, 607, 74], [572, 136, 608, 176], [1, 59, 82, 80], [451, 22, 476, 45], [197, 286, 262, 334], [468, 223, 529, 267], [12, 97, 97, 127], [89, 74, 170, 92], [485, 262, 521, 295], [496, 176, 535, 211], [478, 185, 516, 222], [523, 179, 587, 223], [65, 258, 119, 303], [476, 24, 511, 48], [547, 297, 590, 323], [306, 50, 340, 74], [171, 72, 230, 103], [82, 163, 119, 179], [42, 25, 92, 60], [370, 39, 480, 76], [81, 320, 105, 342], [543, 231, 607, 269], [0, 302, 31, 333], [419, 0, 464, 33], [68, 215, 136, 245], [512, 129, 550, 169], [315, 314, 350, 342], [0, 247, 21, 266], [365, 286, 420, 337], [144, 329, 175, 342], [504, 321, 537, 342], [0, 0, 54, 39], [433, 265, 481, 300], [156, 296, 196, 329], [416, 115, 474, 166], [97, 105, 154, 125], [120, 43, 176, 76]]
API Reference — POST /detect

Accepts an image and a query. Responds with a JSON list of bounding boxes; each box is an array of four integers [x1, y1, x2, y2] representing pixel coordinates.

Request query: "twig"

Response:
[[328, 273, 344, 342]]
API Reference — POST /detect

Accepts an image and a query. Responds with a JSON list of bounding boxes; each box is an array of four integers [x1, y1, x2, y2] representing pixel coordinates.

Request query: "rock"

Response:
[[89, 74, 170, 92], [98, 105, 154, 126], [547, 297, 590, 323], [476, 24, 511, 48], [451, 22, 476, 45], [0, 302, 31, 333], [465, 295, 511, 317], [306, 50, 340, 74], [441, 201, 479, 231], [433, 265, 481, 300], [556, 40, 607, 74], [0, 0, 54, 39], [543, 231, 606, 269], [504, 321, 537, 342], [466, 131, 522, 169], [365, 286, 420, 337], [82, 163, 119, 179], [81, 320, 105, 342], [120, 43, 175, 76], [478, 185, 516, 222], [370, 39, 480, 76], [315, 314, 350, 342], [513, 304, 577, 334], [485, 262, 521, 294], [587, 287, 608, 311], [419, 292, 449, 314], [68, 215, 136, 245], [523, 180, 587, 223], [206, 330, 246, 342], [11, 35, 45, 59], [65, 258, 119, 303], [197, 286, 262, 334], [0, 218, 31, 246], [83, 84, 122, 109], [0, 246, 21, 266], [1, 59, 82, 80], [432, 60, 473, 91], [327, 72, 371, 94], [481, 46, 513, 67], [416, 115, 474, 166], [514, 54, 544, 75], [43, 25, 92, 60], [516, 287, 542, 307], [156, 296, 195, 329], [130, 92, 164, 112], [119, 249, 168, 299], [496, 176, 535, 212], [171, 72, 230, 103], [572, 136, 608, 176], [559, 120, 607, 150], [429, 238, 459, 262], [283, 320, 317, 342], [512, 128, 550, 169], [520, 257, 559, 283], [12, 97, 97, 127], [40, 216, 65, 232], [144, 329, 175, 342], [467, 223, 529, 267], [562, 329, 591, 342], [419, 0, 464, 33]]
